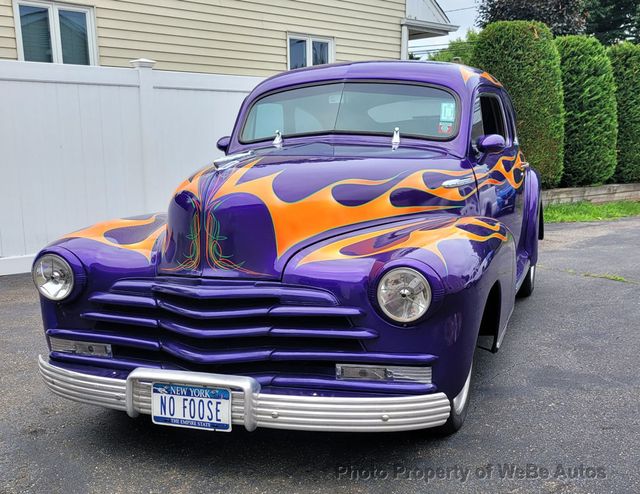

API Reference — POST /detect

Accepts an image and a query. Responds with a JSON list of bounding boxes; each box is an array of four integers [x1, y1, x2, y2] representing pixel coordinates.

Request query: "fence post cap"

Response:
[[130, 58, 156, 69]]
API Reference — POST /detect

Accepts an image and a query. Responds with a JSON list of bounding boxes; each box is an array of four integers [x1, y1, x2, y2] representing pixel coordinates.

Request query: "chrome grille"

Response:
[[47, 278, 438, 394], [74, 278, 386, 368]]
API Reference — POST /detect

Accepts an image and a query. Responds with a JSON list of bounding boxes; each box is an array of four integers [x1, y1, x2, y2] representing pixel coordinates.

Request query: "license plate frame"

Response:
[[151, 382, 232, 432]]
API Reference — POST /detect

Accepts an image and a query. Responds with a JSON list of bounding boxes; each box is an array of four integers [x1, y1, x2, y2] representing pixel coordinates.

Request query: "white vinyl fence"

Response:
[[0, 59, 262, 275]]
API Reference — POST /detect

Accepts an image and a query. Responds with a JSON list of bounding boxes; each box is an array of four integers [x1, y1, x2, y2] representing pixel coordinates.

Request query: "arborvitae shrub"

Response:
[[608, 42, 640, 183], [556, 35, 617, 186], [472, 21, 565, 188]]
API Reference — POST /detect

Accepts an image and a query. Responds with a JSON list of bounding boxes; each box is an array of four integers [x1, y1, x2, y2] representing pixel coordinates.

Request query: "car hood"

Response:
[[157, 143, 477, 279]]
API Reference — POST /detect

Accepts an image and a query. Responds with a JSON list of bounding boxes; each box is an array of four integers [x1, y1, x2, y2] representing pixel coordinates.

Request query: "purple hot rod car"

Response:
[[34, 61, 542, 435]]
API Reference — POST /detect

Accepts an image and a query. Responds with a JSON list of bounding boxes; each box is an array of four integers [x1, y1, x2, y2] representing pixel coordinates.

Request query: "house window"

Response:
[[287, 34, 333, 70], [14, 1, 96, 65]]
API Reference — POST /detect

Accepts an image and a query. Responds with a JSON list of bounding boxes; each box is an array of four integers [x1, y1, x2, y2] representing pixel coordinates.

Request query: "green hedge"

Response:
[[608, 42, 640, 184], [556, 36, 617, 186], [471, 21, 565, 188]]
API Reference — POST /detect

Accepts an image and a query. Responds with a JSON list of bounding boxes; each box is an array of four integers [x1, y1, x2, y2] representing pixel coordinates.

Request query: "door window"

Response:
[[471, 93, 508, 147]]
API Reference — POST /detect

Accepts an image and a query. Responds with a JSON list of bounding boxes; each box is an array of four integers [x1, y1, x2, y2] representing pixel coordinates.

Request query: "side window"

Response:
[[471, 93, 508, 147]]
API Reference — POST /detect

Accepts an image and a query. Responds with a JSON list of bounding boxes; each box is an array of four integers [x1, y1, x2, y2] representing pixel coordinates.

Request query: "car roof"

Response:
[[252, 61, 503, 96]]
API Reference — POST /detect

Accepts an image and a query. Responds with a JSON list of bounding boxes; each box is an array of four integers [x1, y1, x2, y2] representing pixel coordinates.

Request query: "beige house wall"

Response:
[[0, 0, 17, 59], [0, 0, 405, 76]]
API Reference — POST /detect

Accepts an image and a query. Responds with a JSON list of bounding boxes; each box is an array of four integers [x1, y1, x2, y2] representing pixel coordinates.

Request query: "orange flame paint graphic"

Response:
[[297, 217, 507, 267], [62, 149, 524, 267], [210, 159, 472, 258], [62, 214, 165, 260], [459, 66, 503, 87], [476, 152, 525, 190]]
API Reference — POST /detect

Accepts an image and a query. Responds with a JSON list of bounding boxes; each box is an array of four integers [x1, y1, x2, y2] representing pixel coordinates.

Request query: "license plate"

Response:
[[151, 383, 232, 432]]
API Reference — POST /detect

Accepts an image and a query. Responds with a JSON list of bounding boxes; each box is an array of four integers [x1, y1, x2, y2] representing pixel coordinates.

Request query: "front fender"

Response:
[[32, 214, 166, 320], [36, 213, 166, 277], [284, 214, 516, 398], [522, 168, 542, 264]]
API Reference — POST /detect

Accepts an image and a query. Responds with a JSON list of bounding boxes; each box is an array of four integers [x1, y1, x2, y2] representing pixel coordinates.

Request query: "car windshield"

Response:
[[240, 82, 459, 142]]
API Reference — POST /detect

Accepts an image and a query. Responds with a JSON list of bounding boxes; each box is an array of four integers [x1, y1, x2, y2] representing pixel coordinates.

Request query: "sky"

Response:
[[409, 0, 479, 58]]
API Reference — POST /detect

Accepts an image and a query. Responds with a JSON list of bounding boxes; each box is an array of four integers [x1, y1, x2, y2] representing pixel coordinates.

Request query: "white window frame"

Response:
[[286, 33, 335, 70], [13, 0, 98, 65]]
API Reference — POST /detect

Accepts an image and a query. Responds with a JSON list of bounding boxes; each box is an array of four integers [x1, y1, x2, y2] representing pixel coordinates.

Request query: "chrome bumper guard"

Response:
[[38, 356, 451, 432]]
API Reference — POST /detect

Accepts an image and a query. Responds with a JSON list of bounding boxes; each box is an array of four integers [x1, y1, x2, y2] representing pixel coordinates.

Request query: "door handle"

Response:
[[442, 177, 476, 189]]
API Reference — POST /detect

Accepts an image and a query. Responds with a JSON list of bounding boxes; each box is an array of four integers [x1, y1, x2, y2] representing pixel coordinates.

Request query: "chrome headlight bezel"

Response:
[[32, 253, 75, 301], [376, 267, 432, 324]]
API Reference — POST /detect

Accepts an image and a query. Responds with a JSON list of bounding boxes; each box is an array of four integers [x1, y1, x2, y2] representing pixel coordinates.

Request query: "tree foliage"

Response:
[[471, 21, 565, 188], [608, 42, 640, 183], [556, 36, 617, 186], [477, 0, 588, 36], [429, 30, 478, 65], [585, 0, 640, 45]]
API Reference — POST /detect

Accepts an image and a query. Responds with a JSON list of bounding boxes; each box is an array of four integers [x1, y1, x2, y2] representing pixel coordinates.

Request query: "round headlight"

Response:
[[32, 254, 75, 301], [377, 267, 431, 323]]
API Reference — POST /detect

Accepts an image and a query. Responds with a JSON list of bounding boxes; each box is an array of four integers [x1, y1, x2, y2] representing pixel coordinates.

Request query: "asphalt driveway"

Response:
[[1, 218, 639, 493]]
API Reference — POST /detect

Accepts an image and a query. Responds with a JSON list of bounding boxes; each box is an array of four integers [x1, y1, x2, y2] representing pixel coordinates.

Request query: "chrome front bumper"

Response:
[[38, 356, 451, 432]]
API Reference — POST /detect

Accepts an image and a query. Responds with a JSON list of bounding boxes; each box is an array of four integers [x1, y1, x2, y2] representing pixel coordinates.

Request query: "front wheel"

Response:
[[517, 264, 536, 298], [432, 366, 472, 436]]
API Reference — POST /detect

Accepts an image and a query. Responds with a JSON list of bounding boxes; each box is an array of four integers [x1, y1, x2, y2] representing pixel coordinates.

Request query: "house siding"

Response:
[[0, 0, 405, 75], [0, 0, 17, 59]]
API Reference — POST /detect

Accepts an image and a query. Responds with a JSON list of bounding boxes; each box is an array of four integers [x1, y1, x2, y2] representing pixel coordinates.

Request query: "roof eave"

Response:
[[402, 18, 459, 39]]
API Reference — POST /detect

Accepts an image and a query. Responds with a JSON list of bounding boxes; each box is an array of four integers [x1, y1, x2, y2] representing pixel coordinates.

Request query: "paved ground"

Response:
[[1, 218, 639, 494]]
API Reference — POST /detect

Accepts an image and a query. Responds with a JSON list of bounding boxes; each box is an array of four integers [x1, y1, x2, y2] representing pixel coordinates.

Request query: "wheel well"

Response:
[[479, 281, 501, 339]]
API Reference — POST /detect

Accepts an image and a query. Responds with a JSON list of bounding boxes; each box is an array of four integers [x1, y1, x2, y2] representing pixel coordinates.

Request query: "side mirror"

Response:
[[476, 134, 506, 154], [216, 135, 231, 154]]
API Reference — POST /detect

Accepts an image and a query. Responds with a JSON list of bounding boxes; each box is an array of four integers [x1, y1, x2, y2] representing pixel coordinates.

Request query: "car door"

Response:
[[471, 89, 527, 269]]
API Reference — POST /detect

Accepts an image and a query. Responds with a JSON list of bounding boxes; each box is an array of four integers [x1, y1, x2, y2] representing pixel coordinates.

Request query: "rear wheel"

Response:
[[517, 264, 535, 298], [432, 366, 472, 436]]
